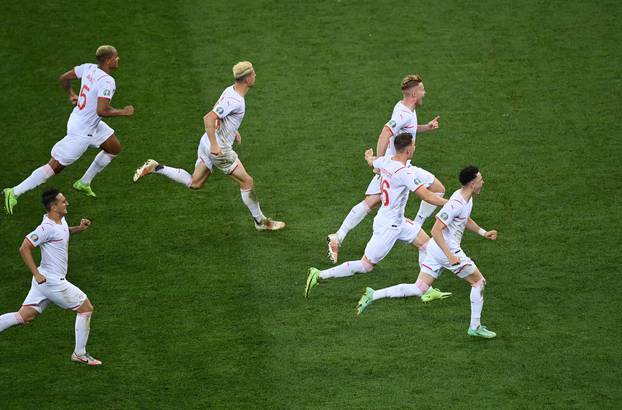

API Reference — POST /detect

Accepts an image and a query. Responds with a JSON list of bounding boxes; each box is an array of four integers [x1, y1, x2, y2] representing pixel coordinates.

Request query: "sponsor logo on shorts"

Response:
[[30, 234, 39, 242]]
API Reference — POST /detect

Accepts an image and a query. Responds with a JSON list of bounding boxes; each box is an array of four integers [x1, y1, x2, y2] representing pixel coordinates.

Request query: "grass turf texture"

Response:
[[1, 0, 621, 408]]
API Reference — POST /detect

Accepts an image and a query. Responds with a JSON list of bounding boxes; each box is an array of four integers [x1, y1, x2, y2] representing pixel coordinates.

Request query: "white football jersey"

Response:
[[383, 101, 418, 156], [67, 63, 116, 135], [373, 156, 424, 227], [435, 189, 473, 250], [212, 85, 246, 148], [25, 215, 70, 280]]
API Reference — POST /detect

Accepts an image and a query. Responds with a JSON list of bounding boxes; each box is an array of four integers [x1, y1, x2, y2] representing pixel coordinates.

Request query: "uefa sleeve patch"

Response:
[[216, 106, 224, 115], [388, 120, 397, 128], [439, 212, 449, 221], [30, 234, 39, 242]]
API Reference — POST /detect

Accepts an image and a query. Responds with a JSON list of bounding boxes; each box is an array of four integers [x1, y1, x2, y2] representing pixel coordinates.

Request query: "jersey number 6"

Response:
[[381, 179, 390, 206], [77, 84, 90, 110]]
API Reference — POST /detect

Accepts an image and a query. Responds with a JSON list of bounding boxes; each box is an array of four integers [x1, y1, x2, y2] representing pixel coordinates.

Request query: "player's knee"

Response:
[[188, 181, 202, 190], [471, 276, 486, 289], [242, 176, 254, 190], [18, 310, 36, 324], [361, 257, 375, 272]]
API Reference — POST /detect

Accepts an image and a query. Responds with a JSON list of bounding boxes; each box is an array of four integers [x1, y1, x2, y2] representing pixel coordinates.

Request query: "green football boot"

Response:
[[73, 180, 96, 198], [3, 188, 17, 215], [467, 325, 497, 339], [304, 267, 320, 298], [421, 287, 452, 303], [356, 287, 375, 316]]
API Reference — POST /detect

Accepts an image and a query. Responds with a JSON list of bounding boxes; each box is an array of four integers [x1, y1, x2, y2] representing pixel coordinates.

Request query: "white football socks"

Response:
[[240, 189, 265, 222], [469, 285, 484, 329], [155, 165, 192, 187], [336, 201, 371, 242], [74, 312, 92, 355], [13, 164, 55, 197], [0, 312, 23, 332], [372, 284, 424, 300], [319, 259, 373, 279], [80, 151, 116, 184], [416, 192, 444, 224]]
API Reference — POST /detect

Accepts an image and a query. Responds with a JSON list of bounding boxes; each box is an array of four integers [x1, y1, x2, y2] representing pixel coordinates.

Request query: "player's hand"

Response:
[[427, 116, 440, 130], [210, 146, 223, 156], [69, 95, 78, 105], [235, 132, 242, 145], [123, 105, 135, 116], [484, 230, 497, 240], [79, 218, 91, 231], [449, 254, 460, 266], [35, 272, 47, 285], [364, 148, 374, 160]]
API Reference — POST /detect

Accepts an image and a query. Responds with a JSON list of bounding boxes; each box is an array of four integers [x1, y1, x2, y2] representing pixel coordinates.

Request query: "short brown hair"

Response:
[[400, 74, 422, 91], [96, 45, 117, 64]]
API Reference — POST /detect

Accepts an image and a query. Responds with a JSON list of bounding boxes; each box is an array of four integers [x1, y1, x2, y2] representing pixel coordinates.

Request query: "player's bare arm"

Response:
[[431, 219, 460, 265], [69, 218, 91, 235], [96, 97, 133, 117], [204, 111, 222, 155], [417, 115, 440, 133], [375, 126, 393, 157], [19, 239, 46, 284], [466, 218, 497, 240], [59, 69, 79, 105], [416, 187, 448, 207]]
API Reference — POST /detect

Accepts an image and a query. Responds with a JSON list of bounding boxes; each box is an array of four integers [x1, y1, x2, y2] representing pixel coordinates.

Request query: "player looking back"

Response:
[[356, 166, 499, 339], [0, 189, 102, 365], [305, 133, 449, 300], [133, 61, 285, 231], [3, 45, 134, 214], [326, 74, 444, 263]]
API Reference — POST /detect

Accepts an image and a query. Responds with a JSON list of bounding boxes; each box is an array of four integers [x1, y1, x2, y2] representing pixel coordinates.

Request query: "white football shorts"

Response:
[[22, 276, 87, 313], [51, 121, 114, 166], [197, 134, 240, 175], [419, 240, 477, 279], [364, 218, 422, 264]]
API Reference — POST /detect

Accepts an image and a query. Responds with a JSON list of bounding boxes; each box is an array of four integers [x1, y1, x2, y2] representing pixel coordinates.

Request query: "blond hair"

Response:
[[400, 74, 423, 91], [233, 61, 254, 81], [96, 45, 117, 63]]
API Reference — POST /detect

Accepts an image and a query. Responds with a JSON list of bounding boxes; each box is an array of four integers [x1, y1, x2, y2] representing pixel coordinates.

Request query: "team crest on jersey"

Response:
[[439, 212, 449, 221], [216, 106, 224, 115], [388, 120, 397, 128], [30, 234, 39, 242]]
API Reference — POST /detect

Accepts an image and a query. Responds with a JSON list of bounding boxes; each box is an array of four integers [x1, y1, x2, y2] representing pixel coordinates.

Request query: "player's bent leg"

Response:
[[0, 307, 37, 332], [71, 298, 101, 366], [464, 270, 495, 339], [306, 257, 374, 298], [188, 162, 211, 189], [328, 195, 380, 263], [3, 161, 59, 215], [74, 134, 121, 197], [416, 177, 446, 225]]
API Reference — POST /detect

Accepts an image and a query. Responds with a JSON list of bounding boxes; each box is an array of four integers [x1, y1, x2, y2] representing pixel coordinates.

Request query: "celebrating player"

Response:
[[356, 166, 498, 339], [0, 189, 102, 365], [132, 61, 285, 231], [326, 74, 444, 263], [305, 133, 449, 299], [3, 45, 134, 214]]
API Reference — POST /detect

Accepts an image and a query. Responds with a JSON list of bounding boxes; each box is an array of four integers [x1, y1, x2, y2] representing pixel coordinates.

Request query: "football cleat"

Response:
[[71, 352, 102, 366], [356, 287, 375, 315], [72, 180, 96, 198], [421, 287, 452, 303], [304, 267, 320, 298], [254, 217, 286, 231], [326, 233, 341, 264], [133, 159, 159, 182], [3, 188, 17, 215], [467, 325, 496, 339]]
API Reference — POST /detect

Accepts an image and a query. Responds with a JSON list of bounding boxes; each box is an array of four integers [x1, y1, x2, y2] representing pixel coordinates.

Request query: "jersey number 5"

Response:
[[77, 84, 90, 110], [381, 179, 390, 206]]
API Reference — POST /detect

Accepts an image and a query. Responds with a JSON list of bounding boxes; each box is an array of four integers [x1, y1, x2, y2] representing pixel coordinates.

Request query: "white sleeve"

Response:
[[25, 225, 51, 247], [402, 169, 424, 192], [385, 112, 409, 136], [435, 201, 461, 227], [212, 96, 241, 119], [97, 76, 115, 100], [73, 63, 88, 78]]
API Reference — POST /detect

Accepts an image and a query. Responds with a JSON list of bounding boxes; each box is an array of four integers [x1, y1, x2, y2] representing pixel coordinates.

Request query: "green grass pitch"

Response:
[[1, 0, 621, 408]]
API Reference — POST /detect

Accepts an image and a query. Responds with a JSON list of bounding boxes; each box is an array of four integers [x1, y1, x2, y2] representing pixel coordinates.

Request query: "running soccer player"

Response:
[[305, 133, 449, 299], [356, 166, 498, 339], [3, 45, 134, 214], [0, 189, 102, 365], [326, 74, 444, 263], [133, 61, 285, 231]]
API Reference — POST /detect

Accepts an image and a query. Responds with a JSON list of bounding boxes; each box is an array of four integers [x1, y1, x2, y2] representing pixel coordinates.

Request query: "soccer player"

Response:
[[2, 45, 134, 214], [356, 166, 499, 339], [326, 74, 444, 263], [0, 189, 102, 365], [305, 133, 449, 299], [132, 61, 285, 231]]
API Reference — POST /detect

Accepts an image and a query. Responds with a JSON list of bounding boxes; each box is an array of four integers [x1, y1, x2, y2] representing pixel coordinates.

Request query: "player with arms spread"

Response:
[[305, 133, 449, 299], [356, 166, 499, 339], [3, 45, 134, 214], [326, 74, 445, 263], [0, 189, 102, 365], [133, 61, 285, 231]]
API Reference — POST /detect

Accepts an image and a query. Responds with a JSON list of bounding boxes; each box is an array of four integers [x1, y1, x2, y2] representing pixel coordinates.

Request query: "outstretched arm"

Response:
[[69, 219, 91, 235], [415, 186, 448, 206], [376, 126, 393, 157], [19, 239, 46, 284], [417, 116, 440, 133], [466, 218, 497, 240], [59, 69, 79, 105]]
